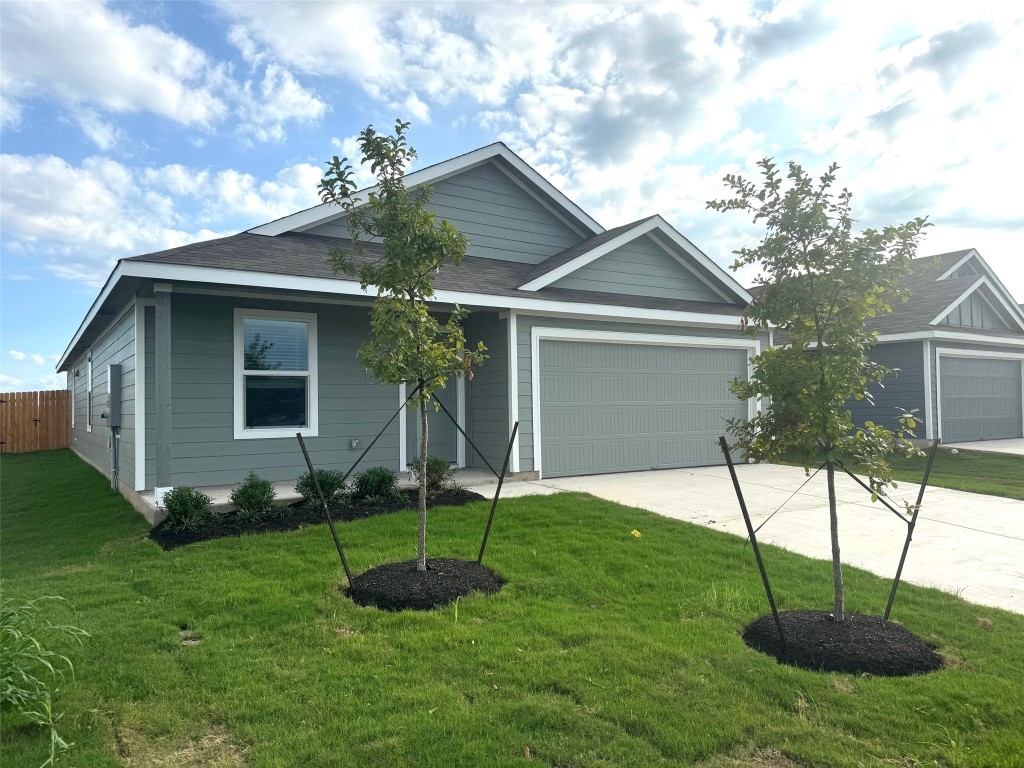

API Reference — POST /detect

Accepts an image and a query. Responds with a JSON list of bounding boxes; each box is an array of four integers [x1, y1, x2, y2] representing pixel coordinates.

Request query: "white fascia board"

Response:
[[935, 249, 981, 280], [57, 261, 125, 372], [248, 143, 604, 237], [929, 276, 1024, 332], [518, 218, 661, 291], [119, 261, 746, 328], [518, 215, 752, 306], [875, 329, 1024, 347]]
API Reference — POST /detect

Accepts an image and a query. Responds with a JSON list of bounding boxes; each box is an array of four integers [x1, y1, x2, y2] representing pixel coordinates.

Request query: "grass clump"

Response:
[[295, 469, 348, 512], [162, 487, 214, 531], [353, 465, 399, 502], [1, 594, 88, 766]]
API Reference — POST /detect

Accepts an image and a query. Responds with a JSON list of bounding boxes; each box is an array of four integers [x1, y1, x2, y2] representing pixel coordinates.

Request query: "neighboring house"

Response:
[[848, 250, 1024, 443], [58, 143, 763, 518]]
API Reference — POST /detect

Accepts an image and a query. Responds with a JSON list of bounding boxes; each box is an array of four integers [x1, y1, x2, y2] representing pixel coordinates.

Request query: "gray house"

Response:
[[848, 249, 1024, 442], [58, 143, 762, 517]]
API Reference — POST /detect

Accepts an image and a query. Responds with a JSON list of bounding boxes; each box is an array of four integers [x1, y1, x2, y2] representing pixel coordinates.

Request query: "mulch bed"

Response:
[[346, 557, 505, 611], [149, 488, 485, 551], [743, 609, 943, 677]]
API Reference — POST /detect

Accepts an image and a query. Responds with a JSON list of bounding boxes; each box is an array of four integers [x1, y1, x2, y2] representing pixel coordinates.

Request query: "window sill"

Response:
[[233, 426, 318, 441]]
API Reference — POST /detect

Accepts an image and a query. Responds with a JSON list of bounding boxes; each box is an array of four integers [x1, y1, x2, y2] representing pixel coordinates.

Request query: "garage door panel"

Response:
[[940, 356, 1022, 443], [540, 340, 748, 477]]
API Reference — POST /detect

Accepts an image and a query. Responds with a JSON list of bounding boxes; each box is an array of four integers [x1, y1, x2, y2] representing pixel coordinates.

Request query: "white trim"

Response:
[[118, 261, 746, 328], [507, 311, 520, 472], [647, 231, 733, 303], [517, 215, 750, 305], [528, 327, 760, 479], [398, 383, 407, 473], [57, 262, 124, 371], [490, 161, 588, 238], [929, 276, 1024, 332], [133, 299, 154, 491], [934, 346, 1024, 442], [248, 143, 604, 237], [232, 308, 319, 440], [457, 375, 466, 468], [922, 339, 933, 440], [875, 329, 1024, 347], [86, 353, 93, 433], [936, 250, 981, 281]]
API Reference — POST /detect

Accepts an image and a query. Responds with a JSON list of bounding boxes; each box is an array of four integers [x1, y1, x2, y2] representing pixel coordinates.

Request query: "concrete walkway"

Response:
[[942, 438, 1024, 455], [467, 463, 1024, 615]]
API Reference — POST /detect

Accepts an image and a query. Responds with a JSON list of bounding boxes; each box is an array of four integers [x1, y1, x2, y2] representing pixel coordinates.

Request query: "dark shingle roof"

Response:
[[127, 231, 744, 317], [742, 249, 1022, 338]]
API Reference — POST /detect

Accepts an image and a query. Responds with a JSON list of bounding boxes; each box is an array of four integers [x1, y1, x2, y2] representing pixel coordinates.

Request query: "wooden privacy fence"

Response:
[[0, 390, 70, 454]]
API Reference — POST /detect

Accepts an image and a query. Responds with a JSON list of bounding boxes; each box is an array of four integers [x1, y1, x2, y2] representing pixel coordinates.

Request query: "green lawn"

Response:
[[779, 446, 1024, 501], [2, 450, 1023, 767]]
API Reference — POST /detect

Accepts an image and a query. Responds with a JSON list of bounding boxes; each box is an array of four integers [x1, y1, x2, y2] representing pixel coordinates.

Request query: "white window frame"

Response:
[[233, 308, 319, 440]]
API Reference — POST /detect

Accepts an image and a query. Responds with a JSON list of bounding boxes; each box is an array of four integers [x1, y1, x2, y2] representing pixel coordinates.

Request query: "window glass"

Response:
[[243, 318, 308, 371], [244, 376, 308, 428]]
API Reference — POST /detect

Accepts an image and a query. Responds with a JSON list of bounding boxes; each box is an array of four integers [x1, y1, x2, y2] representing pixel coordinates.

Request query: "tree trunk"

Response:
[[417, 381, 428, 572], [826, 460, 844, 621]]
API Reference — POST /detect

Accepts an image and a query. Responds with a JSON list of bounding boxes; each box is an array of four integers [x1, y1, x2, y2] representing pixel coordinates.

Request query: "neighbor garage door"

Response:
[[940, 356, 1023, 442], [539, 340, 749, 477]]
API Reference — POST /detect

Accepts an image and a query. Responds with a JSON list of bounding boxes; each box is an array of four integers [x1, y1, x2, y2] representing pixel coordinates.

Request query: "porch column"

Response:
[[154, 283, 172, 488]]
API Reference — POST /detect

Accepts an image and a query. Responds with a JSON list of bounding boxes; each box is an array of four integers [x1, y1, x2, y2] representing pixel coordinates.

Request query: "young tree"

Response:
[[317, 120, 486, 572], [708, 159, 930, 621]]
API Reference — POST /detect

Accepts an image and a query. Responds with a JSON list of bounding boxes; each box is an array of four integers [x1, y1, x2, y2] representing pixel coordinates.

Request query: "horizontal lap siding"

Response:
[[847, 342, 926, 432], [305, 161, 583, 264], [70, 305, 136, 487], [515, 316, 754, 473], [466, 312, 509, 470], [550, 234, 722, 302], [166, 294, 398, 488]]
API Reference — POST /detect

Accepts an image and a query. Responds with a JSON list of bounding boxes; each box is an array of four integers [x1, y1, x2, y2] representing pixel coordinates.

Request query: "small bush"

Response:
[[162, 487, 213, 531], [353, 466, 399, 501], [229, 473, 277, 522], [1, 595, 88, 766], [296, 469, 348, 512], [409, 455, 456, 496]]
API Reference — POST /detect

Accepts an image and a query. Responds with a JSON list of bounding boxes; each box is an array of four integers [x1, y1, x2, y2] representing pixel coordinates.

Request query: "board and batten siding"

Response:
[[69, 305, 137, 489], [149, 293, 400, 488], [548, 234, 723, 302], [466, 311, 510, 471], [514, 315, 755, 473], [304, 160, 584, 264], [846, 341, 926, 433]]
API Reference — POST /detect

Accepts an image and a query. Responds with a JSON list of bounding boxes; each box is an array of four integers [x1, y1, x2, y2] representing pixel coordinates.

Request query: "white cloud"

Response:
[[30, 354, 45, 365], [36, 373, 67, 390], [9, 350, 27, 361], [0, 373, 24, 388], [0, 1, 327, 145], [1, 153, 322, 285]]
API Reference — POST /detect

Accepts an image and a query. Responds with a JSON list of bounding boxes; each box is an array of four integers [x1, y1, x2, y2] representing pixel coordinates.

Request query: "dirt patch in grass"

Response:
[[347, 557, 504, 611], [149, 488, 485, 550], [698, 745, 805, 767], [743, 610, 943, 677], [117, 725, 246, 767]]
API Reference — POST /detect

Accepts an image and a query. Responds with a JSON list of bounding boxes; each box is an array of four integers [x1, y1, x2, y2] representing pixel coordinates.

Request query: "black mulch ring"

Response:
[[347, 557, 504, 611], [743, 610, 943, 677], [149, 488, 486, 551]]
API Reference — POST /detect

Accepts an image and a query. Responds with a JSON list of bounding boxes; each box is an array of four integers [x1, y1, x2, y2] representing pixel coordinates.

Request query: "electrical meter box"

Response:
[[106, 364, 122, 427]]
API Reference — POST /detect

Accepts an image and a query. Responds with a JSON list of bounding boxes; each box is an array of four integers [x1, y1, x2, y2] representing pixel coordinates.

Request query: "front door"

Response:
[[407, 381, 459, 466]]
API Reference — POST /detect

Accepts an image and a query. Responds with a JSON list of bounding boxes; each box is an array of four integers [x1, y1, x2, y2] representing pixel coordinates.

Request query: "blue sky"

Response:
[[2, 1, 1022, 390]]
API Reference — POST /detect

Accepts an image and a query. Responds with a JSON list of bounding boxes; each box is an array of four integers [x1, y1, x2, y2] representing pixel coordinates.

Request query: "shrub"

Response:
[[409, 455, 456, 496], [295, 469, 348, 512], [162, 487, 213, 531], [229, 473, 277, 522], [353, 466, 399, 501], [1, 595, 88, 766]]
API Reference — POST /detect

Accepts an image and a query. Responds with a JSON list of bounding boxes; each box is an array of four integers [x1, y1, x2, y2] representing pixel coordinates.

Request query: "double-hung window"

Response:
[[233, 309, 318, 439]]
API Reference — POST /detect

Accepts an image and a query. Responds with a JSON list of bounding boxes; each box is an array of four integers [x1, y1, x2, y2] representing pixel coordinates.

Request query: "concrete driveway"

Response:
[[469, 463, 1024, 615], [942, 438, 1024, 455]]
